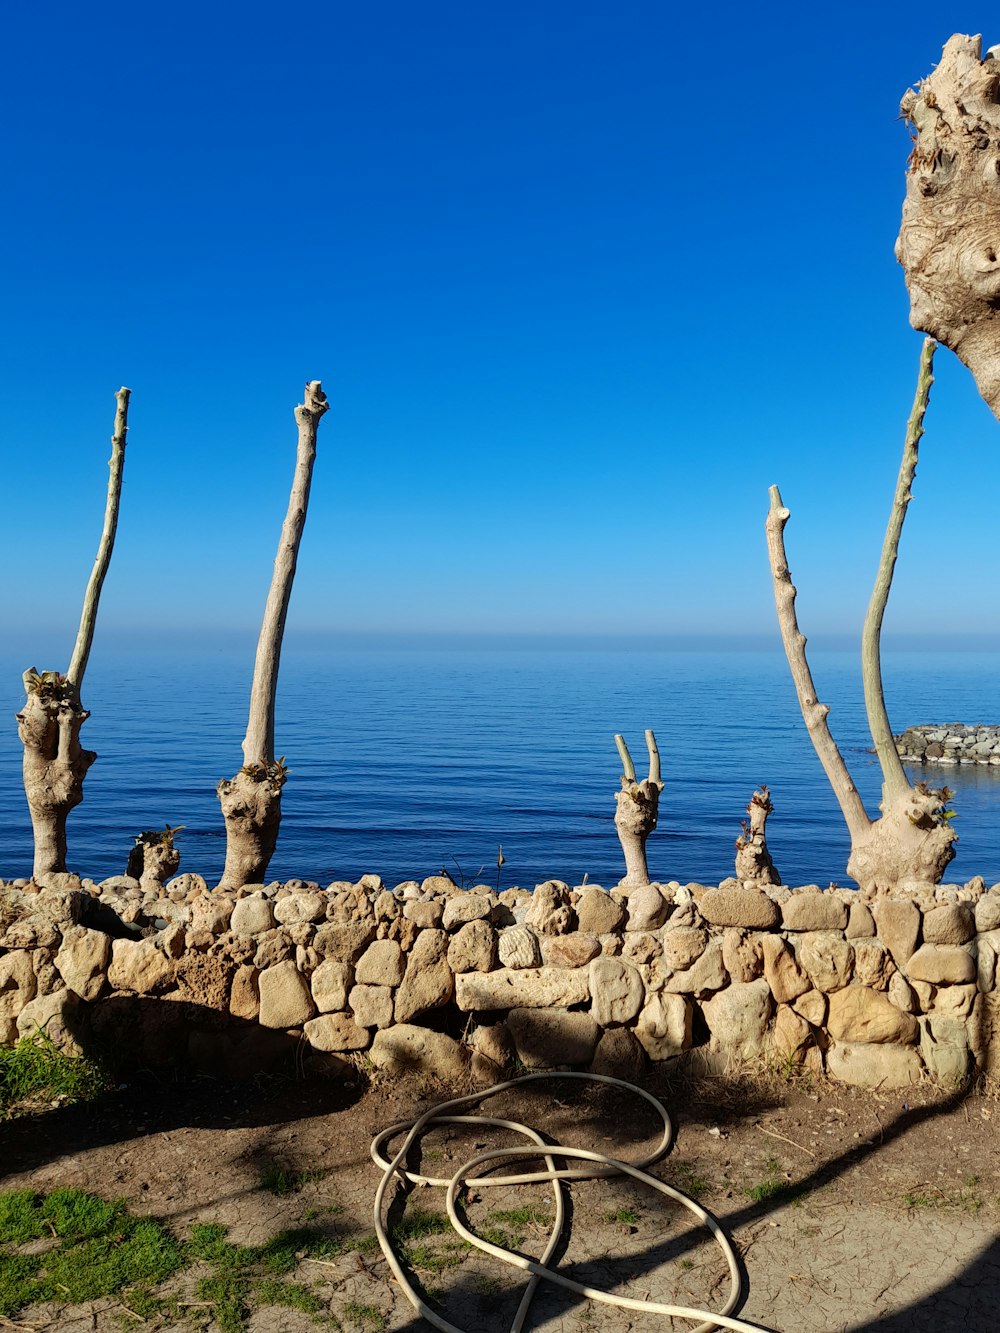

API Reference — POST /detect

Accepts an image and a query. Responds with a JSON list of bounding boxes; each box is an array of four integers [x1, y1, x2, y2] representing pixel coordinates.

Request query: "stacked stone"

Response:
[[894, 723, 1000, 765], [2, 869, 1000, 1091]]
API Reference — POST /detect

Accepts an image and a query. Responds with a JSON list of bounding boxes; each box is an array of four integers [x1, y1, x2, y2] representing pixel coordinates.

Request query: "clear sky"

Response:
[[3, 1, 1000, 661]]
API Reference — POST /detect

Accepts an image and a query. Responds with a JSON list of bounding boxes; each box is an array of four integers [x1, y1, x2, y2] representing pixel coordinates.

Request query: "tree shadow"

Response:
[[0, 993, 366, 1179]]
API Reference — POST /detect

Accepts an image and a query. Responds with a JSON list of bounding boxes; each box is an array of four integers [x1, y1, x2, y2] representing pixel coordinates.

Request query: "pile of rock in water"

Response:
[[2, 869, 1000, 1092], [894, 723, 1000, 765]]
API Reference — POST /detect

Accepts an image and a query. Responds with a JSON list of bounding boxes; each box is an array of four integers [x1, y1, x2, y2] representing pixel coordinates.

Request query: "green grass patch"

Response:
[[744, 1157, 791, 1205], [404, 1241, 465, 1275], [345, 1300, 386, 1329], [0, 1036, 110, 1119], [0, 1188, 184, 1318], [605, 1206, 640, 1225], [258, 1163, 328, 1195], [388, 1206, 450, 1243]]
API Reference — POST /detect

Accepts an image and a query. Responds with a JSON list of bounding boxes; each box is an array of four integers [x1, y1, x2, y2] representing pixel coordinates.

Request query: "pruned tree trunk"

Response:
[[735, 787, 780, 885], [217, 380, 329, 889], [127, 826, 182, 890], [16, 387, 130, 882], [613, 730, 663, 889], [897, 34, 1000, 419], [767, 340, 957, 895]]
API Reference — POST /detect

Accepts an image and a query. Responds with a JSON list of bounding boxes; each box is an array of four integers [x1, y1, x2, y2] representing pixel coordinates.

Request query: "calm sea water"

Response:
[[1, 646, 998, 890]]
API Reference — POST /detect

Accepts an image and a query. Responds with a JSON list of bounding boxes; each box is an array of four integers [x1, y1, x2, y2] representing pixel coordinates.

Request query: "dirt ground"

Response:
[[1, 1056, 998, 1333]]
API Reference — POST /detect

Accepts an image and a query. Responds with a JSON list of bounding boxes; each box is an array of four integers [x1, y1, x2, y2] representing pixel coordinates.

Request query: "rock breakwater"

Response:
[[894, 724, 1000, 766]]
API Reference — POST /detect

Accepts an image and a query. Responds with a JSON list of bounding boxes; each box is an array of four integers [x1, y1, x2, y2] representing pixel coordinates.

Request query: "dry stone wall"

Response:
[[3, 870, 1000, 1091]]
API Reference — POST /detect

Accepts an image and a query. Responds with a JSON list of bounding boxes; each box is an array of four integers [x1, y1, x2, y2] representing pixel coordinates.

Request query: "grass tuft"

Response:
[[0, 1035, 111, 1119]]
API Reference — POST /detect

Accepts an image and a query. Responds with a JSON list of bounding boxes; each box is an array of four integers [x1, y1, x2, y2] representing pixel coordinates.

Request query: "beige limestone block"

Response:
[[448, 920, 498, 973], [796, 933, 853, 992], [258, 959, 315, 1028], [698, 887, 780, 929], [974, 892, 1000, 933], [229, 895, 276, 938], [781, 892, 848, 932], [576, 888, 625, 935], [922, 904, 975, 945], [394, 929, 454, 1022], [702, 978, 773, 1058], [872, 899, 920, 968], [931, 982, 977, 1019], [845, 900, 876, 939], [827, 985, 918, 1044], [108, 939, 173, 995], [455, 966, 589, 1012], [635, 991, 693, 1060], [229, 964, 260, 1020], [852, 940, 896, 991], [904, 944, 977, 985], [190, 895, 234, 934], [497, 925, 541, 969], [625, 884, 669, 931], [349, 983, 394, 1028], [442, 893, 494, 930], [506, 1008, 599, 1068], [663, 940, 727, 994], [762, 935, 810, 1003], [403, 899, 443, 928], [355, 939, 406, 987], [887, 971, 918, 1015], [525, 883, 576, 935], [541, 933, 600, 969], [826, 1040, 923, 1088], [772, 1004, 813, 1060], [722, 929, 764, 983], [304, 1012, 370, 1052], [919, 1014, 970, 1086], [310, 958, 351, 1013], [591, 1027, 646, 1080], [371, 1024, 467, 1080], [664, 927, 707, 971], [590, 957, 644, 1026], [792, 988, 827, 1026], [15, 988, 82, 1055]]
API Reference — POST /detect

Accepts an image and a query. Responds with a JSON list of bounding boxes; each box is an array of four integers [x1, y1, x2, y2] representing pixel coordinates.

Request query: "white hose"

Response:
[[370, 1070, 773, 1333]]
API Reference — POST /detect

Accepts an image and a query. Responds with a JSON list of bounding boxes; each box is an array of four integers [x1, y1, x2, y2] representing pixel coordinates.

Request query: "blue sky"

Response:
[[3, 1, 1000, 662]]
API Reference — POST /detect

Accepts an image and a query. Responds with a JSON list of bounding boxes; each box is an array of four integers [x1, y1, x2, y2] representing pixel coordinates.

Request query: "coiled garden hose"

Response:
[[370, 1070, 773, 1333]]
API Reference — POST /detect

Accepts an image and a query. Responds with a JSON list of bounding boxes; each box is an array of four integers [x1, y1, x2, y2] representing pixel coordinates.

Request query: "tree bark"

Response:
[[897, 34, 1000, 419], [861, 338, 935, 805], [613, 730, 663, 890], [217, 380, 329, 889], [17, 388, 130, 882]]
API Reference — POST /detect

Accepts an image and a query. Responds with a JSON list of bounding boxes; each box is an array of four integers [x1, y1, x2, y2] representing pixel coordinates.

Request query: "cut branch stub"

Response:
[[734, 786, 780, 886], [897, 35, 1000, 418], [613, 729, 664, 890]]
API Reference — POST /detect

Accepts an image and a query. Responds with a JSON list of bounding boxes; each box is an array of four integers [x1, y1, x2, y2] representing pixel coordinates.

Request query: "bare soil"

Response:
[[1, 1058, 998, 1333]]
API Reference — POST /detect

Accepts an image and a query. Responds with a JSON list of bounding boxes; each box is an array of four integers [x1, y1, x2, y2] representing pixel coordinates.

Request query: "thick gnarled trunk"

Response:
[[17, 674, 95, 881], [613, 730, 663, 890], [897, 34, 1000, 419], [217, 381, 329, 889]]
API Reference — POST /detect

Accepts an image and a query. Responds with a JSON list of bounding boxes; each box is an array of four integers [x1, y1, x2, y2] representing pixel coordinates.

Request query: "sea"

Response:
[[1, 644, 998, 891]]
